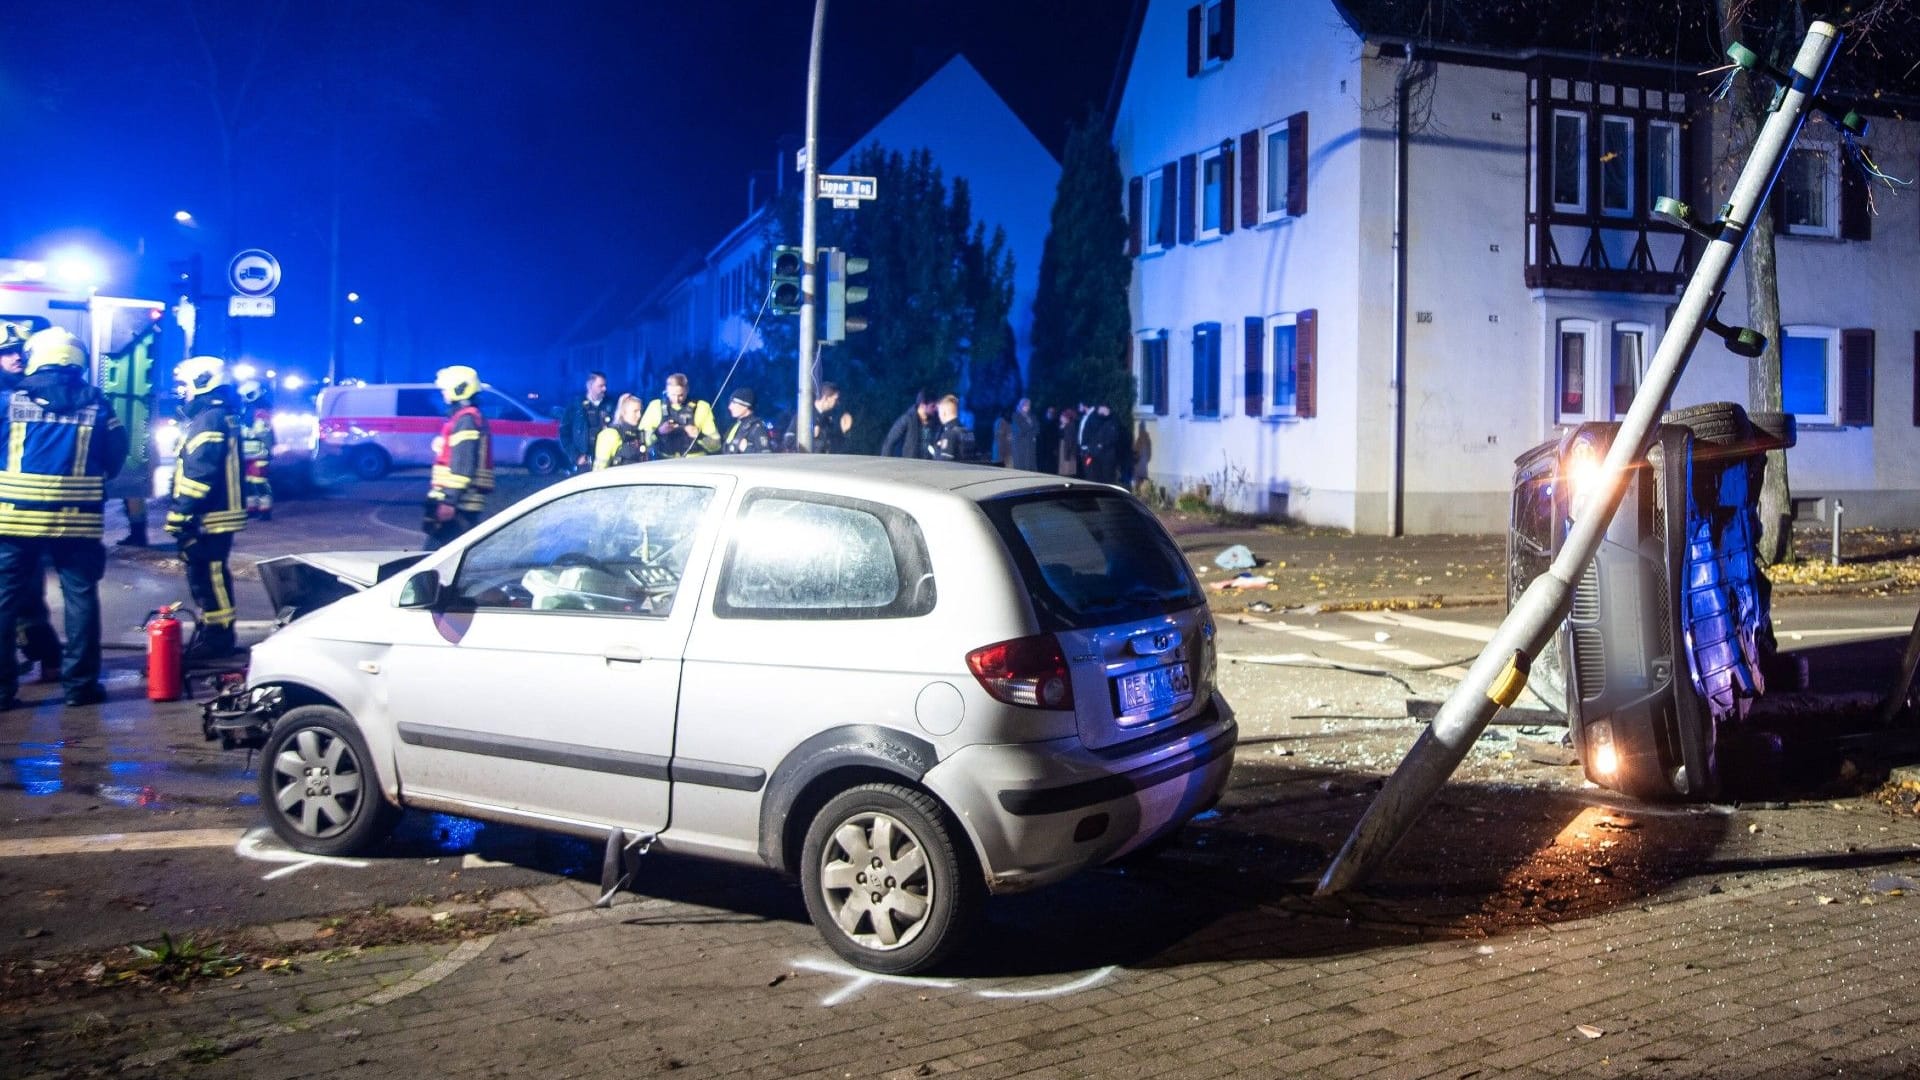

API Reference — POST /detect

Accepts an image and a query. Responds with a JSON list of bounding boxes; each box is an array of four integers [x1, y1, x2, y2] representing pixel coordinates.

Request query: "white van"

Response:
[[313, 382, 564, 480]]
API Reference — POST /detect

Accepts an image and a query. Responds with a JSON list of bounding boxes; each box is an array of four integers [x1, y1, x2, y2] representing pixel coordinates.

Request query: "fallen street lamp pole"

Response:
[[1317, 21, 1846, 897]]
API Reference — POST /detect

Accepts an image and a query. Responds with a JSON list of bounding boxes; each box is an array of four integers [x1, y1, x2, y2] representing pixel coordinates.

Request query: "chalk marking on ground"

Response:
[[235, 827, 369, 879], [791, 956, 1119, 1006], [0, 827, 246, 859]]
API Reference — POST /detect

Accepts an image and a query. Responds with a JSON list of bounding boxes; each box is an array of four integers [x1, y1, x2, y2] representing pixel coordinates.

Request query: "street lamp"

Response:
[[346, 291, 359, 303], [173, 210, 198, 227], [352, 315, 364, 326]]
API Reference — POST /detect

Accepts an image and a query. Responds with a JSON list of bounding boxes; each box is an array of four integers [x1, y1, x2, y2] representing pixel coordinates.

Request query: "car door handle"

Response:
[[603, 645, 649, 665]]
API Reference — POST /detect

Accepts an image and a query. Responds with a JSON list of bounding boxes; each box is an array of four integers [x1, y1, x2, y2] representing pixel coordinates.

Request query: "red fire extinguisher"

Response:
[[145, 603, 185, 703]]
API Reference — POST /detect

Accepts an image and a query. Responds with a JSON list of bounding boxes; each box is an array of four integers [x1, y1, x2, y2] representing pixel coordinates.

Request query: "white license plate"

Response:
[[1115, 663, 1192, 717]]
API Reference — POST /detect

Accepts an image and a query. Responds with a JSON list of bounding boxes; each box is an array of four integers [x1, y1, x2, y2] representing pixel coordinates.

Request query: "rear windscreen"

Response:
[[984, 491, 1202, 631]]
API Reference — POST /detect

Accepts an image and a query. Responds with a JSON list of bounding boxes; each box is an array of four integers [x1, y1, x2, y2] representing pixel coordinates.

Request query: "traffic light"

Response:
[[167, 254, 203, 300], [770, 245, 804, 314], [823, 248, 870, 343]]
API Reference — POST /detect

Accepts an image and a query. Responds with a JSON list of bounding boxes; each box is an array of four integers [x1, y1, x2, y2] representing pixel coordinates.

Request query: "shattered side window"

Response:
[[714, 491, 934, 620]]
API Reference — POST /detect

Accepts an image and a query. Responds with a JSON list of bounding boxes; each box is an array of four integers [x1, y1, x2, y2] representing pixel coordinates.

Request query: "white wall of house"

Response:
[[1117, 0, 1920, 534], [833, 55, 1061, 378], [1114, 0, 1372, 528]]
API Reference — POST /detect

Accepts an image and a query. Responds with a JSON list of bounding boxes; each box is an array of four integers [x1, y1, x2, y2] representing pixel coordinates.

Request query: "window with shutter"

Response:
[[1782, 325, 1841, 425], [1156, 164, 1177, 249], [1178, 154, 1197, 244], [1296, 310, 1317, 418], [1840, 149, 1871, 240], [1266, 314, 1299, 417], [1779, 148, 1838, 237], [1286, 111, 1309, 217], [1555, 319, 1597, 423], [1841, 328, 1874, 426], [1242, 315, 1263, 416], [1191, 322, 1221, 417], [1127, 177, 1143, 257], [1261, 122, 1289, 222], [1186, 5, 1201, 77], [1136, 331, 1170, 416], [1198, 145, 1226, 239], [1239, 130, 1259, 225]]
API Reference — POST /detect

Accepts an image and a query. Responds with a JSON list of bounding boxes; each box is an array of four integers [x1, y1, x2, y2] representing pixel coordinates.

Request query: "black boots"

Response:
[[185, 625, 238, 664]]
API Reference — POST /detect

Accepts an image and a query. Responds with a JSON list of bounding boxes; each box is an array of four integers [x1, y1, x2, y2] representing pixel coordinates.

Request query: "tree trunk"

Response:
[[1730, 34, 1795, 565]]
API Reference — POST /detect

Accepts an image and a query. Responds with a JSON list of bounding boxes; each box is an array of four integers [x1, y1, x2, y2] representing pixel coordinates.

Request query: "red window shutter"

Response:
[[1220, 141, 1236, 234], [1219, 0, 1236, 60], [1186, 5, 1201, 77], [1286, 111, 1309, 217], [1178, 154, 1197, 244], [1841, 328, 1874, 425], [1159, 162, 1178, 247], [1841, 149, 1871, 241], [1296, 309, 1318, 418], [1128, 176, 1143, 256], [1243, 315, 1264, 415], [1239, 129, 1259, 225]]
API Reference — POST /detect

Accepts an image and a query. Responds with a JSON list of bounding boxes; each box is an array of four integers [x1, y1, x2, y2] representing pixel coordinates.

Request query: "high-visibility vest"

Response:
[[0, 391, 115, 539]]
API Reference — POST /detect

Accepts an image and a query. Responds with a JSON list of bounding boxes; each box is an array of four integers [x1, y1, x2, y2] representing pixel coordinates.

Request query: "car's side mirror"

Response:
[[397, 569, 443, 609]]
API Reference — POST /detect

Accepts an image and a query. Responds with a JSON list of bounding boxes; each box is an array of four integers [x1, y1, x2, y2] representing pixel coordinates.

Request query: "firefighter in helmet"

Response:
[[0, 328, 129, 707], [0, 323, 62, 683], [237, 378, 274, 520], [165, 356, 248, 661], [423, 364, 492, 550]]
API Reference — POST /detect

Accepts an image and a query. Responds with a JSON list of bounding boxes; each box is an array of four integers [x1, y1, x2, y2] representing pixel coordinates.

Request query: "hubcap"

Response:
[[818, 811, 933, 951], [271, 728, 365, 839]]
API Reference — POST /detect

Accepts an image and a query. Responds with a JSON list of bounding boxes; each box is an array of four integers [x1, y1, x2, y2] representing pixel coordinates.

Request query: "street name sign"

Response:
[[817, 175, 878, 201]]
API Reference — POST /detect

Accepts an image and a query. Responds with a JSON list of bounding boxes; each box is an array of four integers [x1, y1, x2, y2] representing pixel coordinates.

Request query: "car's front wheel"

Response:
[[800, 784, 980, 974], [259, 706, 398, 857]]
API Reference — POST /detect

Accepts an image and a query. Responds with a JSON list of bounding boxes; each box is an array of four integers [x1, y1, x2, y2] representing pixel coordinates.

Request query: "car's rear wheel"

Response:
[[800, 784, 980, 975], [524, 440, 565, 476], [259, 706, 398, 857], [345, 445, 390, 482], [1661, 402, 1751, 446]]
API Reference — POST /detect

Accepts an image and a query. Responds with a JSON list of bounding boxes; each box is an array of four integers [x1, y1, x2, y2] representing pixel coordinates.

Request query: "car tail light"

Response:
[[967, 634, 1075, 709]]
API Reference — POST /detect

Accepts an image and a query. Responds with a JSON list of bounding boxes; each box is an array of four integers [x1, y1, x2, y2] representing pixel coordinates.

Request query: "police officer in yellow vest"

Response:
[[0, 329, 130, 708], [165, 357, 248, 661]]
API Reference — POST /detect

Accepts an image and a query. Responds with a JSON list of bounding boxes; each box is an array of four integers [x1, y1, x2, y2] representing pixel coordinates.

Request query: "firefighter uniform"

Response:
[[0, 329, 130, 707], [165, 356, 248, 661], [238, 380, 274, 520], [423, 365, 493, 550], [0, 324, 61, 682]]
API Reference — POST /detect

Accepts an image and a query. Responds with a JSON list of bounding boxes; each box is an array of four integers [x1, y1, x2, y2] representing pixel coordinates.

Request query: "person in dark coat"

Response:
[[1009, 398, 1038, 471], [1081, 403, 1122, 484], [560, 371, 613, 474], [880, 392, 935, 458], [1057, 407, 1080, 477], [1035, 406, 1060, 475]]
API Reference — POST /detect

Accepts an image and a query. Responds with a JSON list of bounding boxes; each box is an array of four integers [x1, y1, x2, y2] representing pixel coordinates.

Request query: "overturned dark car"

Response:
[[1508, 402, 1796, 800]]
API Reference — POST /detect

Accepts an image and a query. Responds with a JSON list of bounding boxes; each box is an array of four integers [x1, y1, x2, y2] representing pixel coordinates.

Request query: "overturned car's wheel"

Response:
[[259, 705, 398, 857], [1661, 402, 1751, 447], [800, 783, 981, 975]]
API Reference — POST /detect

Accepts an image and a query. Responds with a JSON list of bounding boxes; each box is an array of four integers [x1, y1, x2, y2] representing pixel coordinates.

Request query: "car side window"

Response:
[[476, 392, 528, 422], [448, 484, 713, 616], [714, 490, 935, 620], [396, 389, 444, 418]]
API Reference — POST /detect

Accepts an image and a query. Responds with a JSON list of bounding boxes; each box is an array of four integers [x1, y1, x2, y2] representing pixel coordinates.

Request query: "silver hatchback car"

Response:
[[238, 457, 1236, 972]]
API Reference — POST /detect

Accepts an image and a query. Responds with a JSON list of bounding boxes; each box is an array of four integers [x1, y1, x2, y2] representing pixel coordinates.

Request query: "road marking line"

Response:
[[1347, 610, 1498, 643], [1335, 640, 1392, 653], [1288, 628, 1349, 643], [1775, 626, 1913, 639], [0, 828, 246, 858], [1432, 666, 1472, 679], [1379, 648, 1446, 667]]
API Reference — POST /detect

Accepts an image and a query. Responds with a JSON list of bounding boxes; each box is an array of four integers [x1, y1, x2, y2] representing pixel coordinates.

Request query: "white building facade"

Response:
[[1113, 0, 1918, 533]]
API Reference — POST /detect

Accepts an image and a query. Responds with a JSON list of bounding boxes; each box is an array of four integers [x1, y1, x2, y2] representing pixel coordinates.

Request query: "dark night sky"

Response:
[[0, 0, 1130, 390]]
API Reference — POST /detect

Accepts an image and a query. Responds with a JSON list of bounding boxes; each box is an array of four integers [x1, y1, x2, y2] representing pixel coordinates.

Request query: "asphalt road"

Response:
[[4, 474, 1919, 969]]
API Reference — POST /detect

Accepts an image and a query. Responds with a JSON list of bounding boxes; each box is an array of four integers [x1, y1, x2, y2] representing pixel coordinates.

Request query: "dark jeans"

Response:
[[0, 537, 105, 698], [179, 531, 237, 629]]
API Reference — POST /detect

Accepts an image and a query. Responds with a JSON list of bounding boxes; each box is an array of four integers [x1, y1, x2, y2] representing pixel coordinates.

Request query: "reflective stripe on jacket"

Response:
[[0, 386, 127, 539], [429, 404, 493, 512], [169, 402, 247, 535]]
